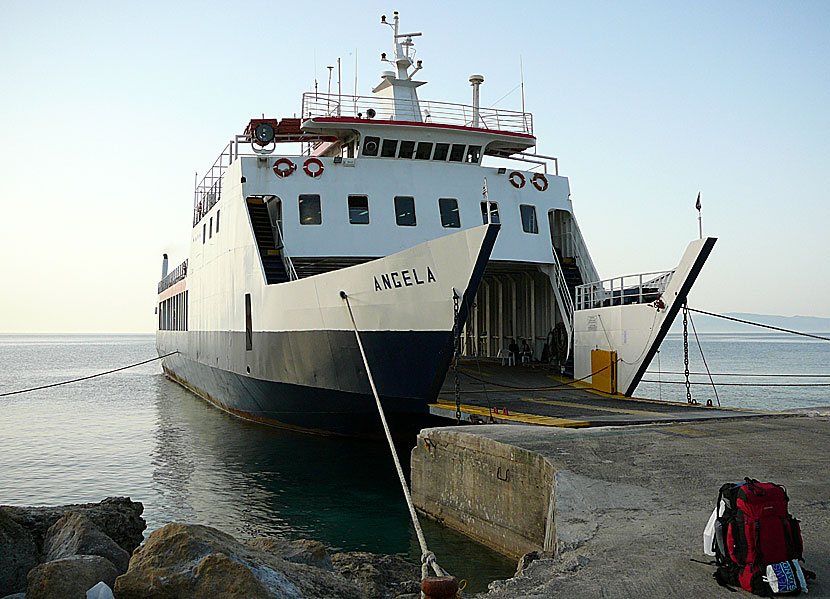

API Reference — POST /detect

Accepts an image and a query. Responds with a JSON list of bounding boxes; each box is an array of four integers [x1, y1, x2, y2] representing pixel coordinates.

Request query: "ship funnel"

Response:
[[161, 253, 169, 279], [469, 74, 484, 127]]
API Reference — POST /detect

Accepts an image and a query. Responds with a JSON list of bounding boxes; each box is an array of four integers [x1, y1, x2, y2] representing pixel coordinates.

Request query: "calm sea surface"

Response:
[[637, 331, 830, 410], [0, 334, 514, 592], [1, 333, 827, 591]]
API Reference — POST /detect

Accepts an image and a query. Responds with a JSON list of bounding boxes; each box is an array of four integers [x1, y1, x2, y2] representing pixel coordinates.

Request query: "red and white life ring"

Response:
[[531, 173, 548, 192], [303, 157, 324, 178], [273, 158, 297, 178], [508, 171, 526, 189]]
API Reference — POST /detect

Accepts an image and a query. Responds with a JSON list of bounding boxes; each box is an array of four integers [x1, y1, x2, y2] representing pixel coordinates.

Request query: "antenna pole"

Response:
[[354, 49, 359, 115], [337, 57, 342, 117], [520, 55, 526, 116]]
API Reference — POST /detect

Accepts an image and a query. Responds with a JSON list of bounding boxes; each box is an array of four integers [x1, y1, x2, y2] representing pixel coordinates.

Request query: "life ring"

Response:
[[273, 158, 297, 178], [531, 173, 548, 192], [303, 157, 324, 178], [509, 171, 525, 189]]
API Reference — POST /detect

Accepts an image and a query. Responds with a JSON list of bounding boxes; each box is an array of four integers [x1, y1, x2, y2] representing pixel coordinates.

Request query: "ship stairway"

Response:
[[247, 200, 290, 284], [547, 249, 585, 377]]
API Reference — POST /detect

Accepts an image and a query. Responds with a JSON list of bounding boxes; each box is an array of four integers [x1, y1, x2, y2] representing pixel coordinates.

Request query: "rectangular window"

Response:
[[362, 136, 380, 156], [480, 201, 501, 224], [394, 196, 417, 226], [245, 293, 253, 351], [432, 143, 450, 161], [216, 210, 220, 233], [520, 204, 539, 234], [439, 198, 461, 228], [299, 194, 322, 225], [397, 140, 416, 159], [415, 142, 433, 160], [348, 195, 370, 224], [209, 217, 213, 238], [203, 223, 206, 244], [466, 145, 481, 163], [381, 139, 398, 158], [449, 144, 466, 162]]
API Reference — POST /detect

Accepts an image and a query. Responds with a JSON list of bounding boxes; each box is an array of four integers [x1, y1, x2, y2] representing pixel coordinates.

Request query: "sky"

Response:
[[0, 0, 828, 332]]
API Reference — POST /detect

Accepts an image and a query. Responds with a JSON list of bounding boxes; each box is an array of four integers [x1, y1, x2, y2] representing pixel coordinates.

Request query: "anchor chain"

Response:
[[453, 292, 462, 423], [683, 301, 696, 405]]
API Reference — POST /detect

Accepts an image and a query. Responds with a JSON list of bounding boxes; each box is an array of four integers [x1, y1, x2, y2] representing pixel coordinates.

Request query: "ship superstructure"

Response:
[[156, 12, 714, 435]]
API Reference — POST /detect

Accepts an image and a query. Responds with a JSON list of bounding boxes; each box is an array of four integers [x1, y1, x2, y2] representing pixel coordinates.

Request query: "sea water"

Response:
[[1, 333, 827, 591], [636, 331, 830, 410], [0, 334, 514, 592]]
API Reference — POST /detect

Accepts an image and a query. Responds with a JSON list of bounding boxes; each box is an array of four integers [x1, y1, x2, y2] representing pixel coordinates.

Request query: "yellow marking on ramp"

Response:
[[459, 367, 493, 377], [523, 397, 668, 417], [431, 401, 589, 428]]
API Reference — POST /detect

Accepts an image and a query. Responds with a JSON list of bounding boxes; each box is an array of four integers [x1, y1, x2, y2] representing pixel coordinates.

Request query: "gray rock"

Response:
[[113, 522, 361, 599], [0, 508, 39, 596], [44, 511, 131, 573], [514, 550, 554, 576], [2, 497, 145, 555], [27, 554, 119, 599], [247, 537, 334, 571], [331, 551, 420, 599]]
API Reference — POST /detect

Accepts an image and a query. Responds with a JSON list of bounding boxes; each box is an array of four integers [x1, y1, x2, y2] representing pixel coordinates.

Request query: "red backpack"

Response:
[[713, 478, 814, 595]]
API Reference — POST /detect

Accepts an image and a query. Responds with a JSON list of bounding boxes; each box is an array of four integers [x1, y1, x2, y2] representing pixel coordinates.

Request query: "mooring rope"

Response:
[[339, 291, 447, 588], [0, 351, 178, 398]]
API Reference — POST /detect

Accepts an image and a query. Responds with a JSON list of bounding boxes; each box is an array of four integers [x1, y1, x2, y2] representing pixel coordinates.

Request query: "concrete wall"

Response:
[[411, 428, 556, 560]]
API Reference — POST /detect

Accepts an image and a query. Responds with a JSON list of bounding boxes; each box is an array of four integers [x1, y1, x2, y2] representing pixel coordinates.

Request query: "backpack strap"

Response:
[[713, 569, 739, 592], [781, 516, 797, 559]]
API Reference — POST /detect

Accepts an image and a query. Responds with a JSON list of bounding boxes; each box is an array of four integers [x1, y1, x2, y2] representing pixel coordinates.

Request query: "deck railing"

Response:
[[575, 270, 675, 311], [301, 92, 533, 135], [158, 260, 188, 294]]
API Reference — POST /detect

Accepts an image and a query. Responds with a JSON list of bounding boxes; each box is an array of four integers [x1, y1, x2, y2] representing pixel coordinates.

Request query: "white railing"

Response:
[[301, 92, 533, 135], [274, 224, 298, 281], [158, 260, 188, 294], [575, 270, 675, 311], [549, 248, 575, 358]]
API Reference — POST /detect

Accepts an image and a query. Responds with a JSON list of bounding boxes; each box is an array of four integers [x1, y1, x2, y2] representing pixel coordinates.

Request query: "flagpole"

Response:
[[696, 192, 702, 239]]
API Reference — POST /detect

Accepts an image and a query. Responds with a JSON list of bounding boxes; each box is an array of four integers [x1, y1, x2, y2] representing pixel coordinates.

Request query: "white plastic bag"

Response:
[[703, 506, 718, 556], [86, 581, 115, 599]]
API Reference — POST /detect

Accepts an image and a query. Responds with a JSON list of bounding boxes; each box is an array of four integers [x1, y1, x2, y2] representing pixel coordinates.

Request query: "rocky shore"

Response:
[[0, 497, 435, 599]]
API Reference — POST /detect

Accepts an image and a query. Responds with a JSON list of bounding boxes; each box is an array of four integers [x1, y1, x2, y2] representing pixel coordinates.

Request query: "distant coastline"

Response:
[[668, 312, 830, 334]]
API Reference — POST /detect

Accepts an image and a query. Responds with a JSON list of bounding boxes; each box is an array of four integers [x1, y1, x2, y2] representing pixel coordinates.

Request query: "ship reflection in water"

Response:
[[149, 374, 515, 591]]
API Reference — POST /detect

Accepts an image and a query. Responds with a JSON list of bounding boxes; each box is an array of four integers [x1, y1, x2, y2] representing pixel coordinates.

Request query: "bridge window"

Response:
[[362, 136, 380, 156], [202, 223, 206, 244], [466, 146, 481, 163], [395, 196, 416, 226], [209, 217, 213, 238], [481, 201, 500, 224], [381, 139, 398, 158], [433, 143, 450, 161], [348, 195, 370, 224], [439, 198, 461, 228], [299, 194, 322, 225], [449, 144, 466, 162], [216, 210, 220, 233], [520, 204, 538, 234], [415, 142, 433, 160], [398, 140, 416, 159]]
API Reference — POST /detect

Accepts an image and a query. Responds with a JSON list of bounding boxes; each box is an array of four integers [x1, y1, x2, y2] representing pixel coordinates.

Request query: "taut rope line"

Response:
[[339, 291, 447, 587], [0, 351, 179, 398]]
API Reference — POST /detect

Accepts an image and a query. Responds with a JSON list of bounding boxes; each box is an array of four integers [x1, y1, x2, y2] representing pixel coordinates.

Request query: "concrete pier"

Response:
[[411, 414, 829, 597]]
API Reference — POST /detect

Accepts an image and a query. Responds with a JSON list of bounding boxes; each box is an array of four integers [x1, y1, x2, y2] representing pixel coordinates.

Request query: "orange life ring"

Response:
[[509, 171, 526, 189], [531, 173, 548, 192], [303, 157, 324, 178], [273, 158, 297, 178]]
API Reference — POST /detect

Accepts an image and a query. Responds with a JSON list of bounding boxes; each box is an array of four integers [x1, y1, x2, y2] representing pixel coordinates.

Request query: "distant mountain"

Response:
[[668, 312, 830, 333]]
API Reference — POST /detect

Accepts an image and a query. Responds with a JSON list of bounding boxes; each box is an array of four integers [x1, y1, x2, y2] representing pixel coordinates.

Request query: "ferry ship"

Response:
[[156, 13, 715, 436]]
